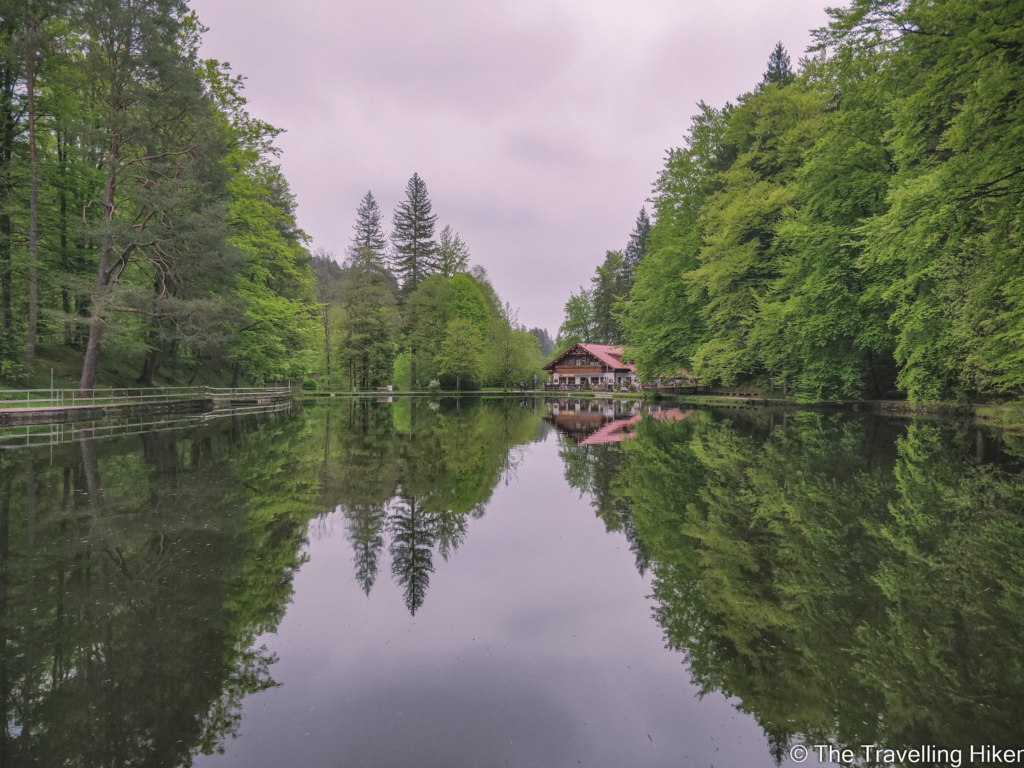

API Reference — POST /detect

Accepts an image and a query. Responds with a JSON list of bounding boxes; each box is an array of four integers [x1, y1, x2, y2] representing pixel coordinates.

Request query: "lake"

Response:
[[1, 397, 1022, 767]]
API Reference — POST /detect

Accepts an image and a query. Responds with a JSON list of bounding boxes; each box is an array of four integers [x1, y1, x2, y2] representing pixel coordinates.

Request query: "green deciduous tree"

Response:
[[557, 287, 595, 346], [619, 103, 722, 379], [436, 317, 483, 390], [76, 0, 233, 391]]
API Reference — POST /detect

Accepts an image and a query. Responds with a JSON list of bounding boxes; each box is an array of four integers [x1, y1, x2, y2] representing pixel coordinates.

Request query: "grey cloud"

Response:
[[193, 0, 832, 334]]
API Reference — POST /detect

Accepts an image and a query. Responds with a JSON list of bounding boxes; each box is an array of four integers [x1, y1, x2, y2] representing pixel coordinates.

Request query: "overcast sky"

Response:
[[191, 0, 833, 335]]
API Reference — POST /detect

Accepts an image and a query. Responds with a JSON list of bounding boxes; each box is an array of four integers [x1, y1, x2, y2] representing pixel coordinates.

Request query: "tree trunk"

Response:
[[782, 375, 788, 399], [0, 62, 14, 349], [24, 14, 38, 384], [867, 349, 882, 399], [323, 305, 331, 389], [79, 125, 121, 392], [231, 361, 241, 388], [138, 347, 161, 385], [410, 347, 416, 391], [59, 133, 71, 344]]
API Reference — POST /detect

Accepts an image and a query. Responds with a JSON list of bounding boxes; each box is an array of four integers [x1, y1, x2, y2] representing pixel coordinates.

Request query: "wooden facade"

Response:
[[542, 343, 637, 390]]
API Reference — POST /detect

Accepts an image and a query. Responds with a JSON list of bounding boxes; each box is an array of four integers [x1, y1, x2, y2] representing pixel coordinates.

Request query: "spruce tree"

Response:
[[351, 190, 387, 255], [390, 173, 438, 292], [762, 42, 794, 86], [622, 206, 651, 287], [591, 251, 628, 344], [437, 224, 470, 278]]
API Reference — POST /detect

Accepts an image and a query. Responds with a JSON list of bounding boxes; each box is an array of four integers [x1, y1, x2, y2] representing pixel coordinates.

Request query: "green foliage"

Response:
[[444, 272, 490, 338], [351, 190, 388, 255], [557, 287, 595, 346], [437, 224, 470, 279], [337, 246, 399, 388], [0, 7, 321, 388], [591, 250, 628, 344], [390, 172, 438, 293], [622, 207, 651, 287], [404, 274, 453, 386], [616, 6, 1024, 404], [762, 42, 794, 87], [619, 103, 722, 378], [436, 317, 484, 389]]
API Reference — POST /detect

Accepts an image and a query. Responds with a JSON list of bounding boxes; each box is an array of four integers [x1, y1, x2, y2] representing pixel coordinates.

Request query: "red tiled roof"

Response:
[[544, 343, 636, 372], [576, 409, 694, 445], [579, 415, 642, 445]]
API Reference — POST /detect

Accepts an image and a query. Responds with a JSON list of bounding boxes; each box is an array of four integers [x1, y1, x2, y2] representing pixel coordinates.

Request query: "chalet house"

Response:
[[543, 343, 637, 389]]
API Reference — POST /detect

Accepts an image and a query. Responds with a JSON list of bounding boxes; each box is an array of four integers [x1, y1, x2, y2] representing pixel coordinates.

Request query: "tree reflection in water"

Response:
[[593, 408, 1024, 759], [320, 397, 543, 614], [0, 409, 320, 766], [2, 398, 1022, 765], [0, 397, 544, 765]]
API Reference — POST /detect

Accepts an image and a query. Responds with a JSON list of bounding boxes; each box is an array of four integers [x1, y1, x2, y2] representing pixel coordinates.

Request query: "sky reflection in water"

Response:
[[1, 397, 1022, 767]]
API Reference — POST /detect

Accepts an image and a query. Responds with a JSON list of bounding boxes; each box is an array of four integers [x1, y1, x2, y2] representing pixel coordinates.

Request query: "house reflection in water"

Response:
[[543, 399, 693, 445]]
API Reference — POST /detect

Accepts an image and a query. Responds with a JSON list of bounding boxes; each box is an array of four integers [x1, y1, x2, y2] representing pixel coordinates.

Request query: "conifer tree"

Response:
[[762, 42, 794, 86], [351, 190, 387, 255], [437, 224, 470, 278], [390, 173, 438, 293], [622, 206, 651, 288], [592, 250, 628, 344]]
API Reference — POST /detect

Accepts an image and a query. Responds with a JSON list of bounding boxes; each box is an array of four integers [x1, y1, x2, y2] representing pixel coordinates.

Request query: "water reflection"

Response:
[[543, 398, 691, 445], [1, 398, 1023, 765], [0, 397, 545, 764], [320, 398, 543, 614], [0, 407, 314, 766], [602, 409, 1024, 757]]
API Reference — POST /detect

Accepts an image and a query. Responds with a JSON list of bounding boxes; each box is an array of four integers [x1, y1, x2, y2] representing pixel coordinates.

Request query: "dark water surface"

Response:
[[1, 397, 1023, 767]]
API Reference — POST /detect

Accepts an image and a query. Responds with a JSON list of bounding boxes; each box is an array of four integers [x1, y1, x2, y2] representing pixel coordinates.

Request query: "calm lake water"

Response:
[[1, 397, 1023, 767]]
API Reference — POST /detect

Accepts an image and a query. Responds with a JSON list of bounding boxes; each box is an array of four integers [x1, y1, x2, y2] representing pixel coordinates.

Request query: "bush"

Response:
[[301, 378, 318, 391], [428, 379, 441, 391]]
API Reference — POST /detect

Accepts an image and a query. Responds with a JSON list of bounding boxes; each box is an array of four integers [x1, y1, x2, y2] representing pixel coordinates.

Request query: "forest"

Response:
[[562, 0, 1023, 405], [310, 183, 546, 392], [0, 1, 545, 392]]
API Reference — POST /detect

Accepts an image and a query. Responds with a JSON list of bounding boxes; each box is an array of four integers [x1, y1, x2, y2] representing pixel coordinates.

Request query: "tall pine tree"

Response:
[[351, 190, 387, 255], [622, 206, 651, 288], [390, 173, 437, 293]]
